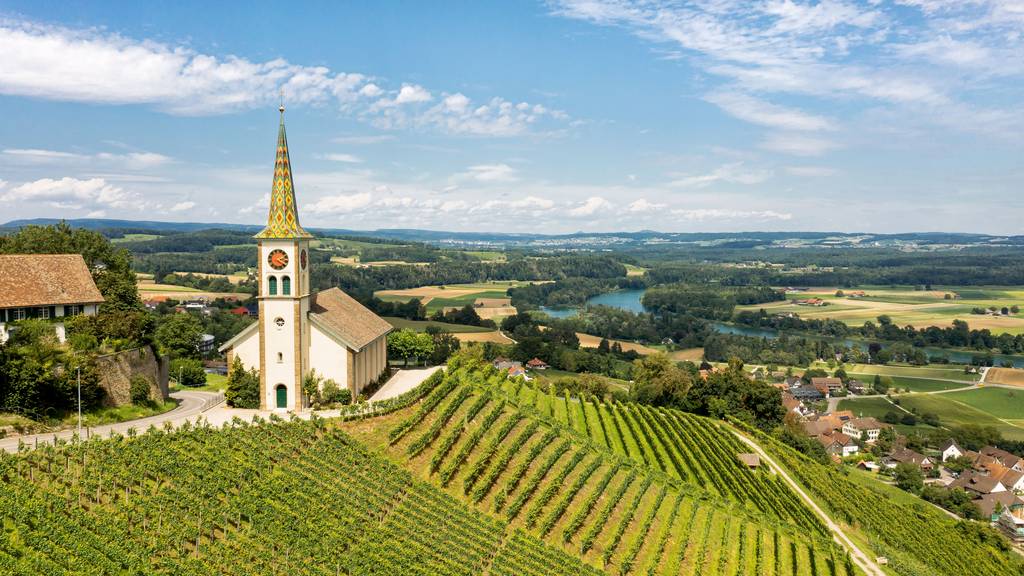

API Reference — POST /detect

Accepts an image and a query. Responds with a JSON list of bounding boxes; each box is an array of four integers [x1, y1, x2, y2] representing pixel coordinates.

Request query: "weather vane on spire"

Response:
[[279, 87, 285, 114]]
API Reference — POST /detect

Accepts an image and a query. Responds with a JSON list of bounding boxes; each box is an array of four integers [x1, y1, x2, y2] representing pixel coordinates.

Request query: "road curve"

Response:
[[732, 431, 888, 576], [0, 390, 224, 453]]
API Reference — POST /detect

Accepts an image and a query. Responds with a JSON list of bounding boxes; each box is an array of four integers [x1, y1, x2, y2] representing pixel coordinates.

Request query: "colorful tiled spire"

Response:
[[255, 105, 313, 239]]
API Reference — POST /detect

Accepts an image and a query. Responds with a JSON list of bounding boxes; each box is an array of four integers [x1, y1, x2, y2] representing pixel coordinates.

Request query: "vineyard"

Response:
[[344, 360, 852, 575], [0, 416, 599, 575], [733, 419, 1024, 576]]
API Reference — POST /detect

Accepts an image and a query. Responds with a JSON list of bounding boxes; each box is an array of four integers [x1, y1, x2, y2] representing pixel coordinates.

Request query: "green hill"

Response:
[[0, 418, 596, 575], [343, 361, 850, 575]]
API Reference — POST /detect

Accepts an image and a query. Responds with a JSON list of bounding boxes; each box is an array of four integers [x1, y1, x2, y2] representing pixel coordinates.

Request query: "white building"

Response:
[[940, 439, 964, 462], [0, 254, 104, 343], [219, 106, 392, 410], [842, 417, 886, 443]]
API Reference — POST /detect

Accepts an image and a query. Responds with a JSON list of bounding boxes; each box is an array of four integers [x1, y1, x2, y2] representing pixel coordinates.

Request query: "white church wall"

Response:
[[263, 298, 298, 409], [310, 324, 348, 390], [233, 328, 260, 371]]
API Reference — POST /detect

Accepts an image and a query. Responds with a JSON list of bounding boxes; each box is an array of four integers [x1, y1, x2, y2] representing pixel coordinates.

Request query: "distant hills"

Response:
[[4, 217, 1023, 249]]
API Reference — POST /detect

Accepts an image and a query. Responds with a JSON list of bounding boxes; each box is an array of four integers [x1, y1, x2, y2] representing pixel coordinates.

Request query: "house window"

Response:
[[268, 276, 278, 295], [36, 307, 50, 319], [281, 275, 291, 296], [11, 308, 27, 321], [66, 305, 82, 316]]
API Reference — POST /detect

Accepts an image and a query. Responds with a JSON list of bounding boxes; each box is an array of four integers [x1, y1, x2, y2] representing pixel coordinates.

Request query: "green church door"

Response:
[[276, 385, 287, 409]]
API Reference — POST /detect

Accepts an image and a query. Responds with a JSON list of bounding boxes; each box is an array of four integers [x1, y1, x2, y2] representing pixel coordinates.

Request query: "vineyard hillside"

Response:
[[735, 420, 1024, 576], [0, 418, 598, 575], [343, 359, 852, 575]]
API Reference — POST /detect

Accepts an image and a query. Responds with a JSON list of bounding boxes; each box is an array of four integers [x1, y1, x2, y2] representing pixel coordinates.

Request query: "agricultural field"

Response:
[[835, 363, 979, 383], [846, 373, 966, 393], [344, 364, 849, 575], [110, 233, 161, 243], [136, 279, 247, 301], [377, 281, 539, 319], [986, 367, 1024, 387], [842, 390, 1024, 441], [0, 417, 596, 575], [746, 425, 1024, 576], [738, 285, 1024, 335], [383, 317, 496, 334], [574, 332, 660, 355]]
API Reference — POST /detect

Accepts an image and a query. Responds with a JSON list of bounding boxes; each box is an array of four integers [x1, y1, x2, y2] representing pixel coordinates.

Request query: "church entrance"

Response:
[[275, 384, 287, 409]]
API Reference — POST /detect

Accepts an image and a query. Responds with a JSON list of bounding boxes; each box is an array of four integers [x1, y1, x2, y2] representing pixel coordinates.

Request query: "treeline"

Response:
[[702, 333, 855, 366], [310, 254, 628, 301], [642, 284, 782, 320], [736, 310, 1024, 354], [133, 248, 257, 276], [118, 229, 255, 254], [508, 277, 642, 308], [158, 272, 255, 295]]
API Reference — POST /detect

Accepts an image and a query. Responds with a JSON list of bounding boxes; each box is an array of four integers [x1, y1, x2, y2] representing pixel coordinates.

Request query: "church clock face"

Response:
[[268, 249, 289, 270], [300, 249, 307, 270]]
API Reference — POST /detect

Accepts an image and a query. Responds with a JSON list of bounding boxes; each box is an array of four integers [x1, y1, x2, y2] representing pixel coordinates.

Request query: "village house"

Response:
[[976, 492, 1024, 522], [884, 447, 934, 472], [998, 506, 1024, 542], [842, 417, 887, 443], [940, 439, 964, 462], [988, 463, 1024, 493], [492, 357, 521, 371], [781, 392, 809, 417], [981, 446, 1024, 471], [790, 384, 824, 401], [507, 365, 530, 380], [818, 432, 859, 458], [526, 358, 549, 370], [811, 377, 844, 397], [846, 379, 867, 394], [0, 254, 104, 344], [949, 470, 1007, 497]]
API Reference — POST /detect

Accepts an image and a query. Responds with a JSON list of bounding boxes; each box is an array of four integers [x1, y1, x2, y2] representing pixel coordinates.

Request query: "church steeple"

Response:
[[255, 104, 313, 239]]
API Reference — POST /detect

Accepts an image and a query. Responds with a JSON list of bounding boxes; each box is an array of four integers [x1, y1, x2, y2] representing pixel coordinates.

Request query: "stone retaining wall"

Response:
[[96, 346, 169, 406]]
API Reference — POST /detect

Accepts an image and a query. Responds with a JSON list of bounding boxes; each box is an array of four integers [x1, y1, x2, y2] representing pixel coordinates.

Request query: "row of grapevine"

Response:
[[368, 368, 851, 575]]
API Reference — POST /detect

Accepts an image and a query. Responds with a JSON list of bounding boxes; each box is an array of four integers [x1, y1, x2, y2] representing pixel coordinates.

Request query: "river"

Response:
[[539, 288, 1022, 366]]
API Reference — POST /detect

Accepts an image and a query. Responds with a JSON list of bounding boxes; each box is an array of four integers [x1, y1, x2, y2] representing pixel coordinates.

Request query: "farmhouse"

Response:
[[0, 254, 104, 344], [949, 470, 1007, 497], [981, 446, 1024, 471], [818, 432, 859, 458], [526, 358, 549, 370], [811, 377, 844, 397], [842, 417, 887, 443], [976, 492, 1024, 522], [884, 448, 934, 472], [219, 106, 392, 410], [940, 439, 964, 462]]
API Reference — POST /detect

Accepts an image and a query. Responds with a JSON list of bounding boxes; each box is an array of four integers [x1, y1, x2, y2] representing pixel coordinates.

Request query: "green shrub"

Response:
[[170, 358, 206, 387], [130, 376, 153, 405], [321, 379, 351, 405], [225, 357, 259, 408]]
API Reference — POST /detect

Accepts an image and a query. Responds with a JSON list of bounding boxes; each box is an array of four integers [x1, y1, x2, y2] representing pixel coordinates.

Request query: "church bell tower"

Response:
[[254, 104, 314, 410]]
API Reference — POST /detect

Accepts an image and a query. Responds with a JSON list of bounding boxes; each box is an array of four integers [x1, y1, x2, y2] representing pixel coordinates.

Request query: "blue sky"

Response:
[[0, 1, 1022, 234]]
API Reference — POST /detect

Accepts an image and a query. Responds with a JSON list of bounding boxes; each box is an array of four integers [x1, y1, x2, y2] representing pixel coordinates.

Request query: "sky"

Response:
[[0, 1, 1022, 234]]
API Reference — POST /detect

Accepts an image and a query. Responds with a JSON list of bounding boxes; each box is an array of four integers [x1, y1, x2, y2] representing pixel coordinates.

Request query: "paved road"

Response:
[[370, 367, 442, 402], [0, 390, 223, 453], [732, 431, 888, 576]]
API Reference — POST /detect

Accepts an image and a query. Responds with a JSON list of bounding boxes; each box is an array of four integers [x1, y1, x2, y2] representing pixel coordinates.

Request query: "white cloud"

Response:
[[170, 201, 195, 212], [318, 153, 363, 163], [0, 176, 139, 210], [393, 84, 432, 104], [568, 196, 612, 216], [760, 133, 841, 156], [2, 148, 173, 169], [628, 198, 666, 212], [455, 164, 518, 183], [670, 208, 793, 222], [669, 163, 773, 188], [704, 91, 836, 131], [0, 20, 569, 136], [305, 192, 373, 214]]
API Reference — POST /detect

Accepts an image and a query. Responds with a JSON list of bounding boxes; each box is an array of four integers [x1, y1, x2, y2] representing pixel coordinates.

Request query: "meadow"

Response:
[[738, 285, 1024, 335]]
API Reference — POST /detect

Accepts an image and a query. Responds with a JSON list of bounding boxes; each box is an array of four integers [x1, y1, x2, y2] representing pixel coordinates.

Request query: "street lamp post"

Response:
[[77, 367, 82, 436]]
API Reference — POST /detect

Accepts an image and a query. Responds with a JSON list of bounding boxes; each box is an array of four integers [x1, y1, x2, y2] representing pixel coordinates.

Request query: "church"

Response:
[[219, 105, 392, 410]]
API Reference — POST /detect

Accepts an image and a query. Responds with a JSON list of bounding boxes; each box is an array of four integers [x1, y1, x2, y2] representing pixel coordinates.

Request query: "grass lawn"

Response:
[[837, 396, 936, 436], [895, 394, 1024, 441], [65, 400, 178, 428], [529, 368, 631, 392], [383, 317, 494, 333], [838, 363, 979, 383], [847, 373, 965, 393], [943, 387, 1024, 420], [172, 373, 229, 393]]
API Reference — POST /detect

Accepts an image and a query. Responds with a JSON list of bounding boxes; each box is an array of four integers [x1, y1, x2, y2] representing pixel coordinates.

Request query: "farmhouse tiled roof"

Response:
[[0, 254, 104, 308], [982, 446, 1023, 469], [949, 471, 1005, 495], [309, 287, 392, 351], [975, 492, 1023, 518], [888, 448, 930, 466], [846, 417, 884, 431]]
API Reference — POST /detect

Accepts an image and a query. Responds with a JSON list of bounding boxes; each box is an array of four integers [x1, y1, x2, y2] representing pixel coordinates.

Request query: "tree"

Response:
[[225, 357, 259, 408], [387, 329, 435, 366], [170, 358, 206, 387], [1012, 305, 1020, 314], [156, 313, 204, 359], [894, 462, 924, 494], [630, 353, 692, 407]]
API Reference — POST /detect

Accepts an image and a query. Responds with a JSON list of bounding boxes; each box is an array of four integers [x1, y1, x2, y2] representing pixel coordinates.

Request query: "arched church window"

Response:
[[277, 352, 283, 363], [268, 276, 277, 295], [282, 275, 291, 295]]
